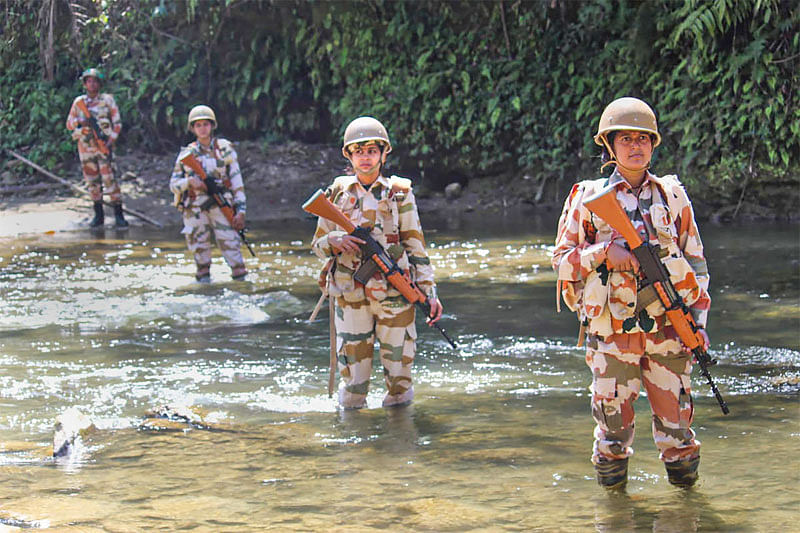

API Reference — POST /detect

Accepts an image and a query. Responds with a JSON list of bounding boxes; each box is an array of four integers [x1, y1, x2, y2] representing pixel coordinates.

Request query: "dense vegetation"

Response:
[[1, 0, 797, 217]]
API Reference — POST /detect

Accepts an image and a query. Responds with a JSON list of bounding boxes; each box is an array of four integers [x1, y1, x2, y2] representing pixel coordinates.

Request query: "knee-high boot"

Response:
[[113, 202, 129, 227], [89, 201, 104, 227]]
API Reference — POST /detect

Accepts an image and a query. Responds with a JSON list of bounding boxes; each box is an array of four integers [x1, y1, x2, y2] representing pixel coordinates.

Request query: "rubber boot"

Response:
[[196, 264, 211, 283], [231, 269, 247, 281], [594, 457, 628, 489], [665, 455, 699, 487], [89, 201, 104, 227], [113, 203, 129, 228]]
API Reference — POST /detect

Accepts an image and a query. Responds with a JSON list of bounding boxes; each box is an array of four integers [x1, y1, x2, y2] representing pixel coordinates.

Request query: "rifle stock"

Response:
[[302, 190, 356, 233], [180, 153, 256, 257], [583, 186, 643, 248], [583, 184, 729, 415], [303, 188, 457, 349], [75, 99, 110, 156]]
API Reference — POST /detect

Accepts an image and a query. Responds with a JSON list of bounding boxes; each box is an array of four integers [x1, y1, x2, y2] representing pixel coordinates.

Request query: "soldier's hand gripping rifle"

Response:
[[180, 154, 256, 257], [75, 98, 111, 157], [303, 189, 457, 350], [583, 185, 729, 415]]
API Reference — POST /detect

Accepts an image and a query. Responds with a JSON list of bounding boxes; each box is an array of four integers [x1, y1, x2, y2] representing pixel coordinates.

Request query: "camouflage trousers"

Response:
[[78, 149, 120, 203], [334, 294, 417, 409], [181, 206, 246, 280], [586, 336, 700, 465]]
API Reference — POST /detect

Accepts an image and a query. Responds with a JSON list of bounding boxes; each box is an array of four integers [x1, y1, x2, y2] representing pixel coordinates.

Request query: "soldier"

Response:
[[65, 67, 127, 227], [552, 97, 711, 489], [169, 105, 247, 282], [311, 117, 443, 409]]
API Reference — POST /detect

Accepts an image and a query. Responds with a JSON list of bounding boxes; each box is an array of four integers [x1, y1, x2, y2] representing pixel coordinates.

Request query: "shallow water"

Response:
[[0, 211, 797, 531]]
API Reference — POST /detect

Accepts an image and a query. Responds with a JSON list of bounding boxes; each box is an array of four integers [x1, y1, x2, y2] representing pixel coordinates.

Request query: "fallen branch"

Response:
[[0, 182, 65, 195], [5, 149, 163, 228]]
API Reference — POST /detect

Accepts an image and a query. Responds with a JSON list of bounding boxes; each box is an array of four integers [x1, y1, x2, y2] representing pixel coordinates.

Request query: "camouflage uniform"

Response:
[[311, 174, 435, 408], [552, 169, 710, 470], [169, 138, 247, 280], [65, 93, 122, 202]]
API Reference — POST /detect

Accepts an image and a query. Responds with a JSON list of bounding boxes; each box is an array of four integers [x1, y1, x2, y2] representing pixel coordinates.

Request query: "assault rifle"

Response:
[[303, 189, 457, 349], [180, 153, 256, 257], [75, 98, 111, 157], [583, 185, 729, 415]]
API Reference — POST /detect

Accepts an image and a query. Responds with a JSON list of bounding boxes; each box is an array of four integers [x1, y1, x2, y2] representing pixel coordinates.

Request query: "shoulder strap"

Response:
[[651, 174, 689, 231], [389, 175, 412, 197]]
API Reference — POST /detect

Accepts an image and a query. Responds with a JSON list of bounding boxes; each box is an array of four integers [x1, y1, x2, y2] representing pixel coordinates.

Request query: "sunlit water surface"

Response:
[[0, 212, 797, 531]]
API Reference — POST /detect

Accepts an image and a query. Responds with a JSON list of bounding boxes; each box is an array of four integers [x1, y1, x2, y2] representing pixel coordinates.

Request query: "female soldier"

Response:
[[169, 105, 247, 282], [552, 97, 710, 489], [310, 116, 443, 409]]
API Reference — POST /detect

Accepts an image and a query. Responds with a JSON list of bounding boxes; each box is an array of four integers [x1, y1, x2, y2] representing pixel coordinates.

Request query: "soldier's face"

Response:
[[347, 142, 383, 180], [612, 130, 653, 171], [83, 77, 100, 96], [192, 120, 213, 142]]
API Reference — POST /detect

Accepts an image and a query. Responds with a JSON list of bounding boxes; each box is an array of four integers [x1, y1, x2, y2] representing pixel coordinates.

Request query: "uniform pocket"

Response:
[[560, 280, 584, 313], [337, 191, 359, 216], [592, 377, 617, 400], [608, 271, 637, 320], [364, 275, 390, 302], [583, 269, 609, 319], [650, 203, 677, 251], [406, 322, 418, 341], [331, 267, 356, 298], [662, 255, 701, 307]]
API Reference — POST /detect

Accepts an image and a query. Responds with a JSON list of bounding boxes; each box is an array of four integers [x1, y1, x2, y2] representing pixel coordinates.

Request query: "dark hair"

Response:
[[344, 140, 387, 156]]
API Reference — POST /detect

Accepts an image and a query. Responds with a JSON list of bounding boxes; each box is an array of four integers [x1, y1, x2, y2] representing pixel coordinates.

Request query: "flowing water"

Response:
[[0, 211, 797, 531]]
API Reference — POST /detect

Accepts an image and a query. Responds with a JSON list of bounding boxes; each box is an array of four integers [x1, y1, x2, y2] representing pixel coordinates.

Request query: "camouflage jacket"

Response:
[[65, 93, 122, 154], [311, 174, 436, 301], [552, 170, 710, 339], [169, 137, 246, 214]]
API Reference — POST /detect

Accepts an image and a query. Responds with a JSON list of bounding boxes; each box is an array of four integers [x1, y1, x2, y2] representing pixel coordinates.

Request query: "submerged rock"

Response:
[[140, 404, 232, 432], [52, 407, 96, 457]]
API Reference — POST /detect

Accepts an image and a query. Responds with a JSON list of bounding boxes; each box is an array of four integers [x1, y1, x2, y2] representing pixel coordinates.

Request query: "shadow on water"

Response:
[[0, 213, 797, 529]]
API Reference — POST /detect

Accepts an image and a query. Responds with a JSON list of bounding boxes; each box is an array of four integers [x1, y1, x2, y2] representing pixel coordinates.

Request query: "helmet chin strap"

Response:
[[599, 134, 650, 173], [379, 144, 388, 175]]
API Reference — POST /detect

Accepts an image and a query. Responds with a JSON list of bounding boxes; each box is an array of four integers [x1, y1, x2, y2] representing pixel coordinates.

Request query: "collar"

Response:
[[608, 169, 656, 191], [342, 174, 389, 192], [195, 137, 216, 153]]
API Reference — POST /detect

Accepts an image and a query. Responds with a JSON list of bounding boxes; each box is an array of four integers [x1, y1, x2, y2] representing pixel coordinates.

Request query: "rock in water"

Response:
[[444, 182, 463, 200], [53, 407, 95, 457]]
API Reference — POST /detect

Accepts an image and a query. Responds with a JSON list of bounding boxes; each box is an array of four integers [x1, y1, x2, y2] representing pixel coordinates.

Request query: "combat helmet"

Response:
[[342, 116, 392, 157], [594, 97, 661, 147], [80, 68, 104, 83], [187, 105, 217, 131]]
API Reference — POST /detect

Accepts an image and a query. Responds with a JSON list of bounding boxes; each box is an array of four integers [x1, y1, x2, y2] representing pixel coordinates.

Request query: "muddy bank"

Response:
[[2, 140, 794, 235], [1, 141, 561, 234]]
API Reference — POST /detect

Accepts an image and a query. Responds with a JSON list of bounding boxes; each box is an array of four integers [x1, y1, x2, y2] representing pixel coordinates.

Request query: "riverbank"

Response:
[[1, 141, 796, 237], [1, 141, 563, 236]]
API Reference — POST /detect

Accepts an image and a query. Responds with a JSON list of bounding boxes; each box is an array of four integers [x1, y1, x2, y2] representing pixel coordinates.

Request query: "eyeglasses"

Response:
[[615, 133, 653, 147]]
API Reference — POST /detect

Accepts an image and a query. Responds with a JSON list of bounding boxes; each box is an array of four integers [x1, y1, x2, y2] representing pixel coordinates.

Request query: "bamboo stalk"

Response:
[[5, 149, 163, 228]]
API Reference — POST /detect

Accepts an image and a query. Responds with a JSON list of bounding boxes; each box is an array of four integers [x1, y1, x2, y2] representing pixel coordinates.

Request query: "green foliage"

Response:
[[0, 0, 797, 214]]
